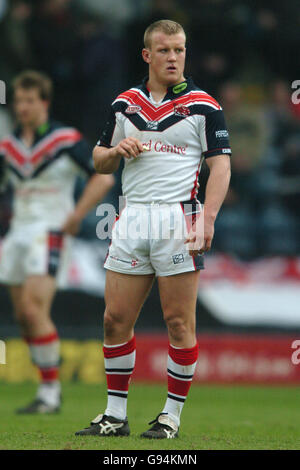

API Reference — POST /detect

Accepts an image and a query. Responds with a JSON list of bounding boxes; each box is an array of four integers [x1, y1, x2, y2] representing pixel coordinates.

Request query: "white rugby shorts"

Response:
[[104, 200, 204, 277], [0, 226, 66, 285]]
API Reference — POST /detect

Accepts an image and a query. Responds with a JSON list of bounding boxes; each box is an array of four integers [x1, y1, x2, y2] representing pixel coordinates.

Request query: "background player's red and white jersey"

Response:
[[98, 77, 231, 203], [0, 120, 94, 230]]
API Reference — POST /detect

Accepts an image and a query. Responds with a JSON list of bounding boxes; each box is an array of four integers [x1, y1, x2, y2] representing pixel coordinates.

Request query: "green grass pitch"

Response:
[[0, 382, 299, 450]]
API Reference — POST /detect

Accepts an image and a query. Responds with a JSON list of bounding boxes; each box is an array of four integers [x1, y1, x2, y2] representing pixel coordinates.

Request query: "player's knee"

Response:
[[164, 314, 188, 342], [103, 308, 125, 337], [14, 308, 25, 326], [20, 293, 42, 327]]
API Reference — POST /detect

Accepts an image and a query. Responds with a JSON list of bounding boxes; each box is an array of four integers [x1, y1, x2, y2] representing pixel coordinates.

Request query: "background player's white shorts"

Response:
[[104, 201, 204, 277], [0, 225, 66, 285]]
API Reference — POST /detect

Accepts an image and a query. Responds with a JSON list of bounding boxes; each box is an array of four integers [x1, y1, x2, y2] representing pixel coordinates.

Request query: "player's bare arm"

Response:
[[185, 155, 231, 256], [202, 154, 231, 253], [93, 137, 144, 174], [62, 173, 115, 236]]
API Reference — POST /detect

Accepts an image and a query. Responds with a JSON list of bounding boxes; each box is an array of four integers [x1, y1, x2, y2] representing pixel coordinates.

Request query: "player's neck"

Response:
[[147, 74, 185, 103], [147, 83, 166, 104], [21, 113, 48, 146]]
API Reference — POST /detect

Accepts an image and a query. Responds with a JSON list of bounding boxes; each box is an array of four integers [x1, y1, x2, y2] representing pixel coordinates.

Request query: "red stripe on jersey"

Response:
[[190, 160, 201, 200], [103, 336, 136, 359], [120, 89, 220, 111], [168, 374, 193, 397], [185, 92, 221, 109], [31, 130, 82, 165], [117, 89, 220, 122], [168, 343, 199, 366], [119, 92, 155, 120], [106, 374, 131, 392], [0, 139, 26, 165], [25, 332, 59, 345]]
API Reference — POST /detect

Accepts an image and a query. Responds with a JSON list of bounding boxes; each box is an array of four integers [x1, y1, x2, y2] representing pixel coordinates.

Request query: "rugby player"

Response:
[[76, 20, 231, 439], [0, 71, 114, 413]]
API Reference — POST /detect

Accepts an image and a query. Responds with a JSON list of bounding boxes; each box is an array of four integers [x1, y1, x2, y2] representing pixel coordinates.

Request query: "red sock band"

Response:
[[103, 336, 136, 359], [106, 374, 131, 392], [25, 332, 59, 345], [40, 367, 59, 382], [168, 375, 193, 396], [168, 343, 199, 365]]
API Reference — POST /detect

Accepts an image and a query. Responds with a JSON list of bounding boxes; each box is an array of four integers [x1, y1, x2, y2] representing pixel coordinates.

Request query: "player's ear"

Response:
[[142, 48, 151, 64]]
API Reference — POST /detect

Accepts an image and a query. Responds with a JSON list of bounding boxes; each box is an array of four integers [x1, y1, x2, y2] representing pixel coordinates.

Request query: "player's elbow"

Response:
[[223, 157, 231, 178], [102, 173, 115, 190], [93, 145, 106, 173]]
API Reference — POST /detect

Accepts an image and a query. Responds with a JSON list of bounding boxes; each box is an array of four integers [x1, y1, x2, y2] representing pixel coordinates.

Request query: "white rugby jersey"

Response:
[[97, 77, 231, 203], [0, 121, 94, 230]]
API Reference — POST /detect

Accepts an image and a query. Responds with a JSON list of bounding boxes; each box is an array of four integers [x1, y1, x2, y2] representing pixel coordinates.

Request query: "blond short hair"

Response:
[[12, 70, 53, 102], [144, 19, 185, 49]]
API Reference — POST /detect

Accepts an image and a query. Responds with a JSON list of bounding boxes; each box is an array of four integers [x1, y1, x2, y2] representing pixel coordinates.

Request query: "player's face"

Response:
[[14, 87, 49, 127], [143, 32, 186, 87]]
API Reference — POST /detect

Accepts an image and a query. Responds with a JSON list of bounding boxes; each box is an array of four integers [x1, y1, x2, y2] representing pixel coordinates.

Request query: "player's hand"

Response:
[[62, 212, 82, 236], [184, 214, 214, 256], [113, 137, 144, 159], [200, 216, 214, 254], [184, 226, 203, 257]]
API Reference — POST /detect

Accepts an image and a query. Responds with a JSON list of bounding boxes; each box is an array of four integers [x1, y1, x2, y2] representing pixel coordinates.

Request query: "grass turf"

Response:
[[0, 382, 299, 450]]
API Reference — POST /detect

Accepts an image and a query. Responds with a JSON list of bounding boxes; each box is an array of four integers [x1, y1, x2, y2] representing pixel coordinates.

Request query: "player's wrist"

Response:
[[71, 209, 84, 222], [204, 210, 217, 223], [110, 147, 120, 159]]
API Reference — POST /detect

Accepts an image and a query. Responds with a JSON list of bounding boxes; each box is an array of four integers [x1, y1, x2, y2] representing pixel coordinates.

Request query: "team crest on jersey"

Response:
[[125, 105, 142, 114], [174, 104, 190, 117]]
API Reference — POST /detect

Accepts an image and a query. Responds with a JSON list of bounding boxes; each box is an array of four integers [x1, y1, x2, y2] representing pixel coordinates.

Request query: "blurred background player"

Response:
[[76, 19, 231, 439], [0, 70, 114, 413]]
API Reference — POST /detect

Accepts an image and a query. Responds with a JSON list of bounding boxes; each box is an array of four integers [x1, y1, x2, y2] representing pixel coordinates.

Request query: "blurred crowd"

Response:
[[0, 0, 300, 258]]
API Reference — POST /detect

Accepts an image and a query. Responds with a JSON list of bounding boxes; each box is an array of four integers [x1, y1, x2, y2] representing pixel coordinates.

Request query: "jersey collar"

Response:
[[141, 77, 195, 101], [14, 119, 53, 144]]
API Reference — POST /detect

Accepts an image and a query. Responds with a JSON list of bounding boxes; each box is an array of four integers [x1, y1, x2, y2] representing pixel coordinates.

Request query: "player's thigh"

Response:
[[0, 233, 27, 284], [158, 270, 200, 320], [22, 274, 57, 315], [9, 285, 25, 321], [26, 230, 65, 278], [104, 270, 154, 324]]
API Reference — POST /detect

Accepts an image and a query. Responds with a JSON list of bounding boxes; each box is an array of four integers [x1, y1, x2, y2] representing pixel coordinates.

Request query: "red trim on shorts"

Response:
[[103, 336, 136, 359], [48, 231, 64, 250], [168, 343, 199, 365], [104, 202, 127, 266], [25, 332, 59, 345], [180, 200, 202, 271]]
